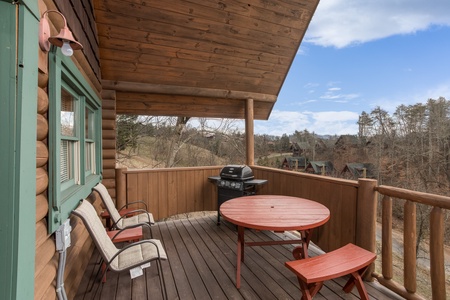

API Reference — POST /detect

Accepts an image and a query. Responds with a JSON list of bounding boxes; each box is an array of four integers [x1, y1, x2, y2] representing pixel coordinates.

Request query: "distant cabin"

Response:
[[290, 142, 310, 156], [305, 161, 335, 175], [340, 163, 376, 179], [281, 157, 307, 170]]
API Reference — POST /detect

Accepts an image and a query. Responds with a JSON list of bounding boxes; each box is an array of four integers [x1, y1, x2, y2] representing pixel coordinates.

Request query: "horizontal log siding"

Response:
[[35, 2, 54, 295], [101, 90, 117, 199]]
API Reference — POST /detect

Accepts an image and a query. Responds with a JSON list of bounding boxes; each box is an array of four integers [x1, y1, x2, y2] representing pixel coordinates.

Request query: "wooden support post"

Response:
[[245, 98, 254, 166], [356, 178, 378, 281]]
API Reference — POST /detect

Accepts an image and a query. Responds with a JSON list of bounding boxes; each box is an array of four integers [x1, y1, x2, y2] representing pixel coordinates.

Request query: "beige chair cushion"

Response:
[[93, 182, 155, 228]]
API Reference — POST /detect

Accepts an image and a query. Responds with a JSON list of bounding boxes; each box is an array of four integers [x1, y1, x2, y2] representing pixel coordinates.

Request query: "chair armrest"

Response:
[[110, 210, 154, 230], [120, 209, 153, 222], [118, 200, 148, 211]]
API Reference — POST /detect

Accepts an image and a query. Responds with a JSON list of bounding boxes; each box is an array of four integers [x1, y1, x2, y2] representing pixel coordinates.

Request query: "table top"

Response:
[[220, 195, 330, 231]]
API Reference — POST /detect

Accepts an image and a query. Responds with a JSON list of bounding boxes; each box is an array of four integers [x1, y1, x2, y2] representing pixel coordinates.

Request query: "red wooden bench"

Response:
[[285, 243, 376, 300]]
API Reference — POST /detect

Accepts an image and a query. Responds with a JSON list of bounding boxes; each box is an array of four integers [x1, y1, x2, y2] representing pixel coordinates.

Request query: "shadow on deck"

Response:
[[75, 213, 401, 299]]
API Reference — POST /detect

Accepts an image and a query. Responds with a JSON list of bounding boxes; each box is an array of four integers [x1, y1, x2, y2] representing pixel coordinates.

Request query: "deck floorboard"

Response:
[[75, 213, 401, 299]]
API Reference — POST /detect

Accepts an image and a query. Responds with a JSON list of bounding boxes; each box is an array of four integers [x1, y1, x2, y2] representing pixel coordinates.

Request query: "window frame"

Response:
[[48, 49, 102, 233]]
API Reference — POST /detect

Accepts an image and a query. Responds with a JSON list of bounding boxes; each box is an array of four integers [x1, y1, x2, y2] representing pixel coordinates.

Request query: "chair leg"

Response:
[[155, 260, 167, 300]]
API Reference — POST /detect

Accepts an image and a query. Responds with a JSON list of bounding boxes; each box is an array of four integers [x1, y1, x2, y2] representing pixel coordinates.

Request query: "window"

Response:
[[48, 50, 102, 233]]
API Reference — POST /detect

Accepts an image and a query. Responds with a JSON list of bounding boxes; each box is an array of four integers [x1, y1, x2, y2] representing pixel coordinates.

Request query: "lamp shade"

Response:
[[48, 26, 83, 51], [39, 10, 83, 56]]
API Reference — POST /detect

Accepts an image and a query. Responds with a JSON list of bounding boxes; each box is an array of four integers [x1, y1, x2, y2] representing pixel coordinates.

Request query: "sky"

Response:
[[253, 0, 450, 137]]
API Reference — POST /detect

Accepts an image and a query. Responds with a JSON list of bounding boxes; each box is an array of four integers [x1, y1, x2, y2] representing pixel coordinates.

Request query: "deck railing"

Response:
[[372, 185, 450, 300], [116, 165, 448, 300]]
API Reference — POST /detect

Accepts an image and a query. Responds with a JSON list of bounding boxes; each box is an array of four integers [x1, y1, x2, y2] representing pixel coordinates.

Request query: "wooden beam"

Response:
[[245, 98, 255, 166], [102, 80, 277, 103]]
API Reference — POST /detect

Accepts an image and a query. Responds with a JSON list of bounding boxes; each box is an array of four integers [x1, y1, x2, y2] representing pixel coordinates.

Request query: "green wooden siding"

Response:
[[0, 1, 39, 299]]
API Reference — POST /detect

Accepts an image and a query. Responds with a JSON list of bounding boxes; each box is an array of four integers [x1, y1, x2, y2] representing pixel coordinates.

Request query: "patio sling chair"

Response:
[[93, 182, 155, 231], [72, 200, 168, 299]]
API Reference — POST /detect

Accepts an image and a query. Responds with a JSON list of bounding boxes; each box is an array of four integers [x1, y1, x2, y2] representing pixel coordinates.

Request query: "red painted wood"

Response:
[[106, 227, 143, 243], [220, 195, 331, 231], [100, 208, 135, 228], [220, 195, 331, 288], [285, 243, 376, 283]]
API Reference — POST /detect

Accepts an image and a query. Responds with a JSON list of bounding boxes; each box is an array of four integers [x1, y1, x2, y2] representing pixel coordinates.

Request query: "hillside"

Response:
[[117, 136, 228, 169]]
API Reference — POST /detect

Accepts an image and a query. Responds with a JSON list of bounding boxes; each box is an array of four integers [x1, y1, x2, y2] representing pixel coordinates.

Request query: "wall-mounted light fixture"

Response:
[[39, 10, 83, 57]]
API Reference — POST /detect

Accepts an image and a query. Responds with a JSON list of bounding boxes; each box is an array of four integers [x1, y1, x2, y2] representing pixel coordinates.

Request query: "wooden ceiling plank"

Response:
[[93, 9, 301, 56], [139, 0, 306, 38], [99, 58, 283, 84], [96, 23, 293, 65], [98, 36, 289, 74], [98, 51, 285, 81], [94, 0, 307, 38]]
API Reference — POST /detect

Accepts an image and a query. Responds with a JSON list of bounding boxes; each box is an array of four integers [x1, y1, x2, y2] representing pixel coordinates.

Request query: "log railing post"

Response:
[[356, 178, 378, 280], [404, 200, 417, 293], [430, 207, 445, 300], [381, 195, 393, 280]]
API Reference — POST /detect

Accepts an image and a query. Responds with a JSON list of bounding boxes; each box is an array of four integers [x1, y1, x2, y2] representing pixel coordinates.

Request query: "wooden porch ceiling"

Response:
[[93, 0, 319, 120]]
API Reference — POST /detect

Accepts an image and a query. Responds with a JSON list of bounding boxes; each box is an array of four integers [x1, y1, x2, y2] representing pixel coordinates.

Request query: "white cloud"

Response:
[[320, 92, 360, 101], [306, 0, 450, 48], [254, 110, 359, 136]]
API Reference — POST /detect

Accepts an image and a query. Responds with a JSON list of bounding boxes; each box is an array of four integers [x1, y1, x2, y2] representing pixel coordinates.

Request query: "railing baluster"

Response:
[[382, 195, 393, 279], [430, 207, 446, 300], [404, 200, 417, 293]]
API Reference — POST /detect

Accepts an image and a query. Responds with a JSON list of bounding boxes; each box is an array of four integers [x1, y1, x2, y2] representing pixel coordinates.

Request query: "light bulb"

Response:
[[61, 41, 74, 56]]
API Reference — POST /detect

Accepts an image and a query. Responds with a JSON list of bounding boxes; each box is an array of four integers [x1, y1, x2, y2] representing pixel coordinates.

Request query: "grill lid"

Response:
[[220, 165, 254, 180]]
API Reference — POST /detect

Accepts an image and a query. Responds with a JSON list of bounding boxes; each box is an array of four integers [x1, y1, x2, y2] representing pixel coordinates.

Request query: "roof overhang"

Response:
[[94, 0, 319, 120]]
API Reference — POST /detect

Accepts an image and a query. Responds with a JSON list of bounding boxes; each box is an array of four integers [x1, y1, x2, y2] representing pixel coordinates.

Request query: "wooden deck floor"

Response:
[[75, 213, 401, 300]]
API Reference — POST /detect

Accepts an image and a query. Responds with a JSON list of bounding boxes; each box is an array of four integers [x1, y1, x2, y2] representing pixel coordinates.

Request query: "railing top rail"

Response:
[[121, 165, 223, 174], [376, 185, 450, 209], [251, 165, 360, 188]]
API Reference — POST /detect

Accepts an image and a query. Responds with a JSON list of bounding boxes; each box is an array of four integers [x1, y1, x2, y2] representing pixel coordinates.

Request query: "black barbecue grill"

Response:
[[209, 165, 267, 225]]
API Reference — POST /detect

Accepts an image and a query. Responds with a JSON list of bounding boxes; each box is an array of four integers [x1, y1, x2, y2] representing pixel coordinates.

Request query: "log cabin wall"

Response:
[[101, 89, 117, 199], [35, 0, 103, 299]]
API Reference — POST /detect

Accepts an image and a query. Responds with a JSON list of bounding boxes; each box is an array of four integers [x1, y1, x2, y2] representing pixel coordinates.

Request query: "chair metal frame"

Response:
[[72, 199, 167, 299]]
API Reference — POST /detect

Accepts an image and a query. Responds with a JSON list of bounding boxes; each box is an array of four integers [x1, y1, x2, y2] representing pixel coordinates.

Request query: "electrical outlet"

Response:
[[55, 219, 72, 251]]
